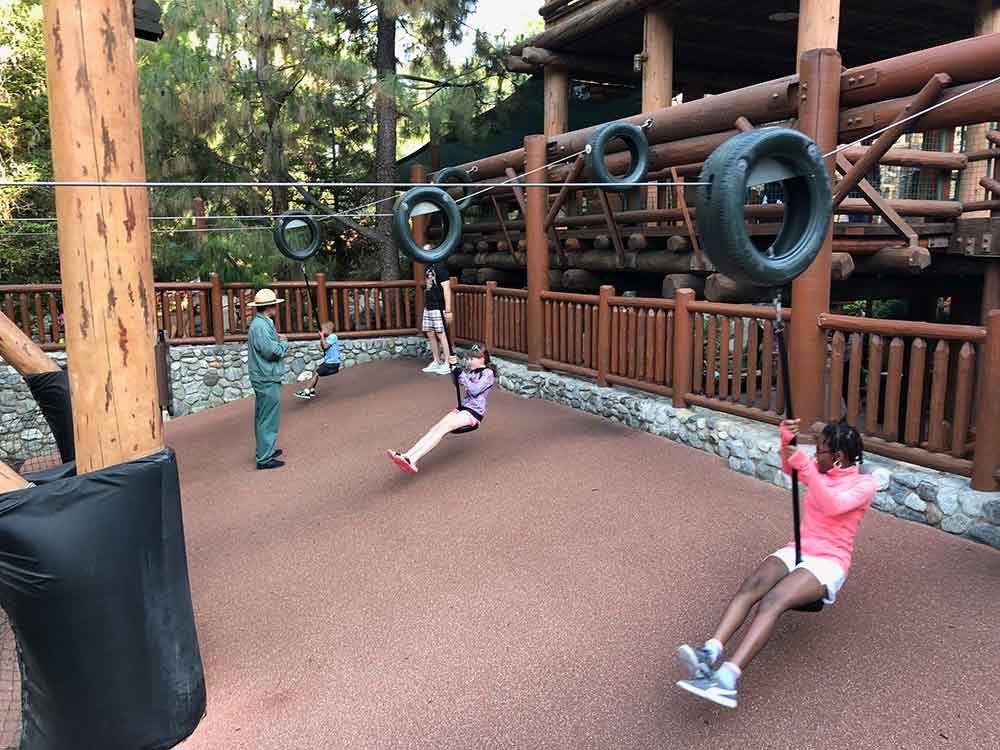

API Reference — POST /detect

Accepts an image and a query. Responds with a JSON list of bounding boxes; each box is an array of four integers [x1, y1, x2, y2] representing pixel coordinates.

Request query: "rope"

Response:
[[0, 178, 704, 189]]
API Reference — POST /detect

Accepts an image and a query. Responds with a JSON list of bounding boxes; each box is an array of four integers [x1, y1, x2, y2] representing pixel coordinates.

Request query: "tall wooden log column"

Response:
[[790, 48, 841, 430], [959, 0, 1000, 216], [642, 6, 673, 213], [525, 135, 549, 368], [410, 164, 428, 319], [796, 0, 841, 63], [544, 66, 569, 138], [42, 0, 163, 473]]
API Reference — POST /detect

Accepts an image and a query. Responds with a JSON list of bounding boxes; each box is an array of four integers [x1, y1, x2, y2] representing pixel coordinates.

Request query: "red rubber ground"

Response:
[[171, 359, 1000, 750]]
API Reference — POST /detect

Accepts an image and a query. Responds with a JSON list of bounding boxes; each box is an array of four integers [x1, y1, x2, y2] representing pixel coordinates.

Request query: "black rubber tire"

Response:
[[392, 186, 463, 264], [432, 167, 475, 211], [695, 128, 832, 287], [273, 210, 322, 261], [586, 122, 649, 192]]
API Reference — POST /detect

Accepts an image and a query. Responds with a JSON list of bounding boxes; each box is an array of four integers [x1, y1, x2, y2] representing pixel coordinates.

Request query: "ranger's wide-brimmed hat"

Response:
[[247, 288, 285, 307]]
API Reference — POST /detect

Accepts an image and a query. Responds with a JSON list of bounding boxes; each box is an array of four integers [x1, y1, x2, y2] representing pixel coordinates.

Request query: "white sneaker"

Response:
[[422, 361, 441, 373], [434, 362, 453, 374]]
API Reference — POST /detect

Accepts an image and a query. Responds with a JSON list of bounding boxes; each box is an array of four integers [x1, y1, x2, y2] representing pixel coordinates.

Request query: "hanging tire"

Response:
[[432, 166, 475, 211], [392, 186, 463, 264], [695, 128, 832, 287], [273, 210, 322, 261], [586, 122, 649, 192]]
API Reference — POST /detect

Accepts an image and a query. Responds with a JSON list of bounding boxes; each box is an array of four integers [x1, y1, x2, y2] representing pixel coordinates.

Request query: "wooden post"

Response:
[[597, 285, 613, 386], [410, 164, 428, 320], [0, 311, 60, 376], [672, 288, 694, 408], [315, 272, 330, 325], [790, 48, 841, 431], [642, 6, 673, 213], [971, 310, 1000, 490], [210, 273, 225, 344], [796, 0, 841, 63], [544, 66, 569, 138], [484, 281, 497, 351], [42, 0, 164, 473], [525, 135, 549, 368]]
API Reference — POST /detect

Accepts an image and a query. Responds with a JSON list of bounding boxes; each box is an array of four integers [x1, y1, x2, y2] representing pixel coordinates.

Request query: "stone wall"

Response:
[[476, 352, 1000, 551], [0, 338, 430, 464], [168, 336, 430, 417], [3, 343, 999, 550], [0, 352, 66, 462]]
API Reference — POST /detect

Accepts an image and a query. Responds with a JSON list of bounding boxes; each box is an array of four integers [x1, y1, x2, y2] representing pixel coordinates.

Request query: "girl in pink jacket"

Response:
[[676, 419, 878, 709]]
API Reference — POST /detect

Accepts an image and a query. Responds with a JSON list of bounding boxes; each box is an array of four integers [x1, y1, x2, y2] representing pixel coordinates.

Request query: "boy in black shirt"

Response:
[[421, 263, 453, 374]]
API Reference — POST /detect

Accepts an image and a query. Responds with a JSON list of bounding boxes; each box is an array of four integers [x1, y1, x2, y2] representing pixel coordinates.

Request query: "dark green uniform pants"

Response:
[[252, 382, 281, 465]]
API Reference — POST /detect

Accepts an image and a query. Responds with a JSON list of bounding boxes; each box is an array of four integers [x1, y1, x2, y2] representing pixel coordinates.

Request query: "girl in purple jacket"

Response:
[[388, 344, 496, 474]]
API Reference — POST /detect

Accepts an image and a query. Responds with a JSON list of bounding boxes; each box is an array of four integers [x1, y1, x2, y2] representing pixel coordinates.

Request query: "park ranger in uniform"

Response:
[[247, 289, 288, 470]]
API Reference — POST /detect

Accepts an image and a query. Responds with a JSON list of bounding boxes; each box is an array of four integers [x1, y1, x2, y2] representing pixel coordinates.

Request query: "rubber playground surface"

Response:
[[171, 359, 1000, 750]]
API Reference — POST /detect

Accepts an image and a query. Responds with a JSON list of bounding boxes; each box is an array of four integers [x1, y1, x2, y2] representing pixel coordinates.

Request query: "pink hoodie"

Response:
[[780, 424, 878, 575]]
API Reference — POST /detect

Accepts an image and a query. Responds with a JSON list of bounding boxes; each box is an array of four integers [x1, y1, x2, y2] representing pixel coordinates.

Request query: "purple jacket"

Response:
[[454, 367, 495, 417]]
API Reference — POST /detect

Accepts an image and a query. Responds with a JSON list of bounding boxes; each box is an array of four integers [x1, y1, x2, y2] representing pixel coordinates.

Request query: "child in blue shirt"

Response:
[[295, 322, 340, 400]]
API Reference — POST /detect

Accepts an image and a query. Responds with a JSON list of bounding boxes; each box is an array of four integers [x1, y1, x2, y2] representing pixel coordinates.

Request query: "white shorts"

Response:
[[769, 547, 847, 605]]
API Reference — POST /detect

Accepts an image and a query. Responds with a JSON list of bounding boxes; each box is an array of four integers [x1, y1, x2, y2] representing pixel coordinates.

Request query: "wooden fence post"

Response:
[[597, 285, 613, 386], [315, 273, 329, 326], [673, 288, 694, 408], [410, 164, 427, 321], [790, 47, 841, 432], [971, 310, 1000, 490], [525, 134, 549, 369], [210, 273, 225, 344], [485, 281, 497, 352]]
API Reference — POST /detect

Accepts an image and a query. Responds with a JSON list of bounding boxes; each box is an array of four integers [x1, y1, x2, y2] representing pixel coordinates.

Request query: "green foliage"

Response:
[[0, 0, 59, 281], [0, 0, 518, 283]]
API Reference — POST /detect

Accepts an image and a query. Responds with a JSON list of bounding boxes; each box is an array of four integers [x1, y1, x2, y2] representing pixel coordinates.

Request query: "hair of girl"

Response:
[[821, 420, 864, 465]]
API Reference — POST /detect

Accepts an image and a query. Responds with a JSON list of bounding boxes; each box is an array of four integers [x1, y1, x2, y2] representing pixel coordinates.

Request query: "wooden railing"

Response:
[[606, 295, 674, 397], [542, 290, 601, 378], [453, 285, 1000, 485], [687, 302, 792, 425], [818, 314, 988, 476], [452, 283, 528, 361], [0, 275, 421, 350]]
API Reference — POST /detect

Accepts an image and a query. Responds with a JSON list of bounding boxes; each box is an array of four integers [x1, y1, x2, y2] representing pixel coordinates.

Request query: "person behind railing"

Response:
[[387, 344, 496, 474], [294, 321, 340, 401], [674, 420, 877, 709], [247, 289, 288, 470], [420, 263, 453, 375]]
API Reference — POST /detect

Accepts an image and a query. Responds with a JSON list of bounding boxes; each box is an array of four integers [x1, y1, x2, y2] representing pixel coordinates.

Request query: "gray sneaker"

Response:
[[676, 671, 738, 709], [677, 644, 715, 680]]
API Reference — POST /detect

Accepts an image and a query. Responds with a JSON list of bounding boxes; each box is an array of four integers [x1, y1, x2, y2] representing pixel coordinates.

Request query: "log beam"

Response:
[[833, 73, 951, 206], [663, 274, 705, 299], [0, 311, 60, 376], [853, 245, 933, 276], [0, 460, 29, 494]]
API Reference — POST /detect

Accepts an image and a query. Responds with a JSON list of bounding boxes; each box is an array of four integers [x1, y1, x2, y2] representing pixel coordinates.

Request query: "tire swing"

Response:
[[392, 185, 463, 264], [273, 209, 323, 323], [695, 128, 832, 286], [431, 166, 476, 211], [586, 121, 650, 191]]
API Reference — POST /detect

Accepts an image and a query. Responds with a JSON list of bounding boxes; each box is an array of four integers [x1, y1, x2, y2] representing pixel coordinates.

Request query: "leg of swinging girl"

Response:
[[404, 411, 475, 466], [725, 568, 826, 670], [709, 556, 790, 647]]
